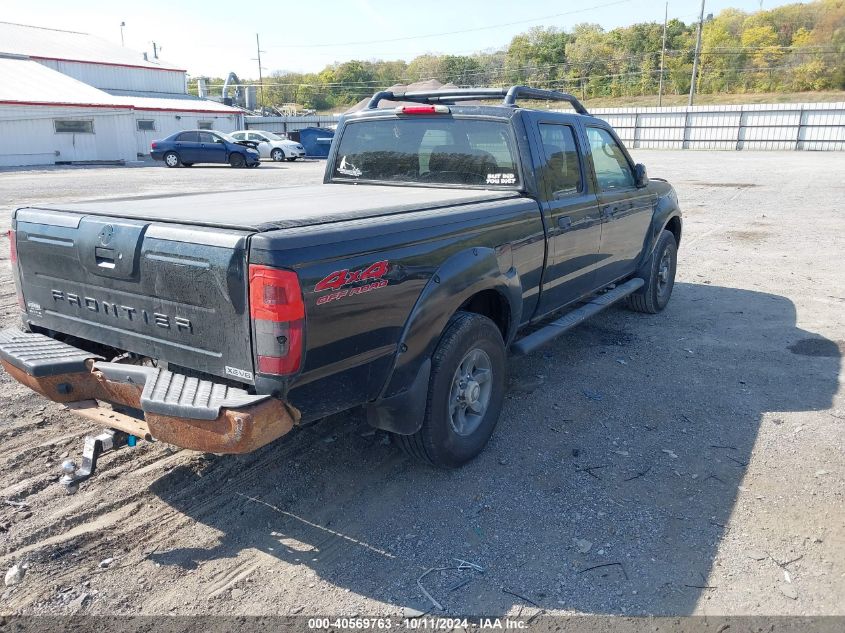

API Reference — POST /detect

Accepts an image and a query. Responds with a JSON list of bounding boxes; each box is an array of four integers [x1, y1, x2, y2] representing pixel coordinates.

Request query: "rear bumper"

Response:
[[0, 328, 299, 454]]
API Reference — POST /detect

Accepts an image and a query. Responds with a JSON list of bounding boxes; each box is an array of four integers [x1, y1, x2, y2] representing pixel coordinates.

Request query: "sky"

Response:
[[2, 0, 803, 78]]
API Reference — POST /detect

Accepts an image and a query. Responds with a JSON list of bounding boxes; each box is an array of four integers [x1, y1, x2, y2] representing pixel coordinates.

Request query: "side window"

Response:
[[176, 131, 199, 142], [586, 127, 635, 191], [248, 133, 264, 141], [538, 123, 582, 197]]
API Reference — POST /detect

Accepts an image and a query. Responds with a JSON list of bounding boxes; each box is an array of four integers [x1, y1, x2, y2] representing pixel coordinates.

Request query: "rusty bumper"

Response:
[[0, 332, 299, 454]]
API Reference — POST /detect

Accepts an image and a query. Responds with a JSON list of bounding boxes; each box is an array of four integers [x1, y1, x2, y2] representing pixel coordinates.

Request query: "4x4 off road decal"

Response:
[[314, 260, 389, 305]]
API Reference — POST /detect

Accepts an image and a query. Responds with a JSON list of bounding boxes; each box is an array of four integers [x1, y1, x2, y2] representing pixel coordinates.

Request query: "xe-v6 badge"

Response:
[[314, 260, 389, 305]]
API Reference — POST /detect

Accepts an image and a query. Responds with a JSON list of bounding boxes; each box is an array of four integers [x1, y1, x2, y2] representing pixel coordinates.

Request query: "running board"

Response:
[[511, 278, 644, 356]]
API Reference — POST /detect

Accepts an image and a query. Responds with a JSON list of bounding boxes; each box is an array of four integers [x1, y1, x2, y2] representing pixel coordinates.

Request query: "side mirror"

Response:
[[634, 163, 649, 188]]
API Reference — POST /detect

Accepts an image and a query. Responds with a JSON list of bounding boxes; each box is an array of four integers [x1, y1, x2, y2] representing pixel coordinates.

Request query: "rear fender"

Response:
[[366, 247, 521, 434]]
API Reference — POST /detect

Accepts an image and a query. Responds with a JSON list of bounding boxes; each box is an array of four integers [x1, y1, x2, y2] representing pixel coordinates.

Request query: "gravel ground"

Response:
[[0, 152, 842, 617]]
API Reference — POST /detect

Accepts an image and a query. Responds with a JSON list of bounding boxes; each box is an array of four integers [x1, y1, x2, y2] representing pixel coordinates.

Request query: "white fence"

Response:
[[246, 102, 845, 151], [590, 102, 845, 151]]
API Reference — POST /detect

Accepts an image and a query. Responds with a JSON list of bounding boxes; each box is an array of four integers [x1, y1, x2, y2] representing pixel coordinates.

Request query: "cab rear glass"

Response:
[[332, 118, 520, 188]]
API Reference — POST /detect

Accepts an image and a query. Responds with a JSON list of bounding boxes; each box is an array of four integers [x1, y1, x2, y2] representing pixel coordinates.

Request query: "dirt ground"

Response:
[[0, 153, 842, 618]]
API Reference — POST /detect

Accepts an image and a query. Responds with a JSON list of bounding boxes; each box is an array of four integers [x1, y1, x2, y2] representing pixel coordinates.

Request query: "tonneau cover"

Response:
[[20, 184, 520, 232]]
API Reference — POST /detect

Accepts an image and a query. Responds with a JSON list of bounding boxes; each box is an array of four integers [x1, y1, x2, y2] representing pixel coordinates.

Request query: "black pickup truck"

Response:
[[2, 87, 681, 488]]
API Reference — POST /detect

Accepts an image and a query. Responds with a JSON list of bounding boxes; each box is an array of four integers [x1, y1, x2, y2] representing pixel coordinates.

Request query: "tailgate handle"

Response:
[[94, 247, 116, 269]]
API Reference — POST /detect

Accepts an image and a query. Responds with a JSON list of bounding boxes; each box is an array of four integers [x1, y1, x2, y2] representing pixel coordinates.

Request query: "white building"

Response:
[[0, 21, 244, 167]]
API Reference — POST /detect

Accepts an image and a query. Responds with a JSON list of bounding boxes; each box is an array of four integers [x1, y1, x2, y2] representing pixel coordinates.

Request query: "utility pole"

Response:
[[658, 2, 668, 106], [254, 34, 266, 108], [120, 21, 125, 47], [688, 0, 705, 106], [152, 41, 159, 59]]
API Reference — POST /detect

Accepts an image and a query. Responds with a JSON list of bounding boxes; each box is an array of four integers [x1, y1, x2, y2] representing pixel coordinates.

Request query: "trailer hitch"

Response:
[[60, 429, 130, 494]]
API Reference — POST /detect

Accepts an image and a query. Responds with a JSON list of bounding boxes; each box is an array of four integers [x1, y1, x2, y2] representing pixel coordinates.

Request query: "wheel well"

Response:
[[458, 289, 510, 341], [665, 216, 682, 246]]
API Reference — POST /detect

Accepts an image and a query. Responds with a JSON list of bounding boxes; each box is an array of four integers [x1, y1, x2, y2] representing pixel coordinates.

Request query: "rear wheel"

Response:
[[271, 148, 285, 161], [163, 151, 180, 168], [626, 229, 677, 314], [393, 311, 506, 468], [229, 153, 246, 168]]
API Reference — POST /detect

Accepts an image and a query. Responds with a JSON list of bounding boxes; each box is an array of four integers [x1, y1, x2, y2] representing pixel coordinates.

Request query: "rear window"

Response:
[[333, 118, 519, 187]]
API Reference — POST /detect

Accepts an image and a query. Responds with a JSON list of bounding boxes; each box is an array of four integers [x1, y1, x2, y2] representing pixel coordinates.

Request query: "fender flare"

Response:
[[366, 246, 522, 434], [639, 196, 682, 267]]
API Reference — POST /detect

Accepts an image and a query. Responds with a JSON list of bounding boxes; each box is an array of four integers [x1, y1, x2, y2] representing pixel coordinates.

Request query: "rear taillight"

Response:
[[8, 229, 24, 310], [151, 142, 158, 150], [249, 265, 304, 375]]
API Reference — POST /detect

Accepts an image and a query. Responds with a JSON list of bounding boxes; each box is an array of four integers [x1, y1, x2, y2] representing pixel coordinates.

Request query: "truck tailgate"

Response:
[[13, 208, 255, 383]]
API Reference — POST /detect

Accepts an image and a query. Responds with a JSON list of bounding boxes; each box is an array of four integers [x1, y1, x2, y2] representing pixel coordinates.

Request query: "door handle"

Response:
[[557, 216, 572, 230]]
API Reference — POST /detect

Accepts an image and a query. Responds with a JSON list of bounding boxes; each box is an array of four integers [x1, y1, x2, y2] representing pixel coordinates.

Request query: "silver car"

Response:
[[230, 130, 306, 162]]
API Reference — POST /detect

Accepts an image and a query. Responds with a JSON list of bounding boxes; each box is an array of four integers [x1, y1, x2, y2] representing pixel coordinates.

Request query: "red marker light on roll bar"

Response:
[[395, 104, 450, 115], [249, 265, 305, 375]]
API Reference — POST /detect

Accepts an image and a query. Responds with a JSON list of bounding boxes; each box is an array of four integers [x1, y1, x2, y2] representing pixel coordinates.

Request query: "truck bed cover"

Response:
[[19, 184, 519, 232]]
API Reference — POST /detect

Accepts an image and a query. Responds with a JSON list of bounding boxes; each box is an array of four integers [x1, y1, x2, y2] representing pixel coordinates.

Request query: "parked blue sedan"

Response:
[[151, 130, 260, 168]]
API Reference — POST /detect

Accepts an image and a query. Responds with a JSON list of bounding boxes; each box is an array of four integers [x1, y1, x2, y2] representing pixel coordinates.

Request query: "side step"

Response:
[[511, 278, 644, 356]]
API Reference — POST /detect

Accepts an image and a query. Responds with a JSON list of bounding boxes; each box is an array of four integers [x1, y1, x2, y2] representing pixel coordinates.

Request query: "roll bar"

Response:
[[365, 85, 589, 115]]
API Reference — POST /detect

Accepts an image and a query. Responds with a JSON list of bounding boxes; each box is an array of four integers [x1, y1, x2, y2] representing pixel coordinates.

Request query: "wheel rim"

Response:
[[165, 154, 178, 167], [272, 150, 283, 161], [656, 247, 673, 297], [231, 154, 244, 167], [448, 348, 493, 437]]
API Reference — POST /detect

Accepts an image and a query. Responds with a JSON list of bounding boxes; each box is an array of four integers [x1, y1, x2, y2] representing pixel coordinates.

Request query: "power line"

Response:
[[265, 0, 633, 48]]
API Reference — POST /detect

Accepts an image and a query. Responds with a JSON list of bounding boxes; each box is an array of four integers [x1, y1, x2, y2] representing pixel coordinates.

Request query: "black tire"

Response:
[[229, 153, 246, 168], [271, 148, 285, 162], [163, 151, 180, 168], [626, 229, 677, 314], [394, 311, 506, 468]]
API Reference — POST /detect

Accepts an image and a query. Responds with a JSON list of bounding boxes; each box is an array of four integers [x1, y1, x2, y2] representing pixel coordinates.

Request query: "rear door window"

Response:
[[177, 131, 199, 143], [538, 124, 583, 197]]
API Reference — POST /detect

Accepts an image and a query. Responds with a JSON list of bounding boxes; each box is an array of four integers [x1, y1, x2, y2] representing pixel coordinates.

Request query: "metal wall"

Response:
[[0, 105, 136, 167], [244, 115, 340, 135], [35, 59, 186, 94], [589, 102, 845, 151]]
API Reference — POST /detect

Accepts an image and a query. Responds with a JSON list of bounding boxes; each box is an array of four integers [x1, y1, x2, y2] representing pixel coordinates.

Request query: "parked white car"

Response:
[[230, 130, 306, 161]]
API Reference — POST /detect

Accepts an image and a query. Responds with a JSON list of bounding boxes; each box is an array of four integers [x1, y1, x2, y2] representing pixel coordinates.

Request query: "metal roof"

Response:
[[105, 90, 245, 114], [0, 21, 184, 72], [0, 56, 127, 107], [0, 57, 241, 114]]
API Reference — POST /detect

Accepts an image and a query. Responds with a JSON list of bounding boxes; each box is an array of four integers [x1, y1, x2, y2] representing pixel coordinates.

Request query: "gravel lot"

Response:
[[0, 152, 842, 617]]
